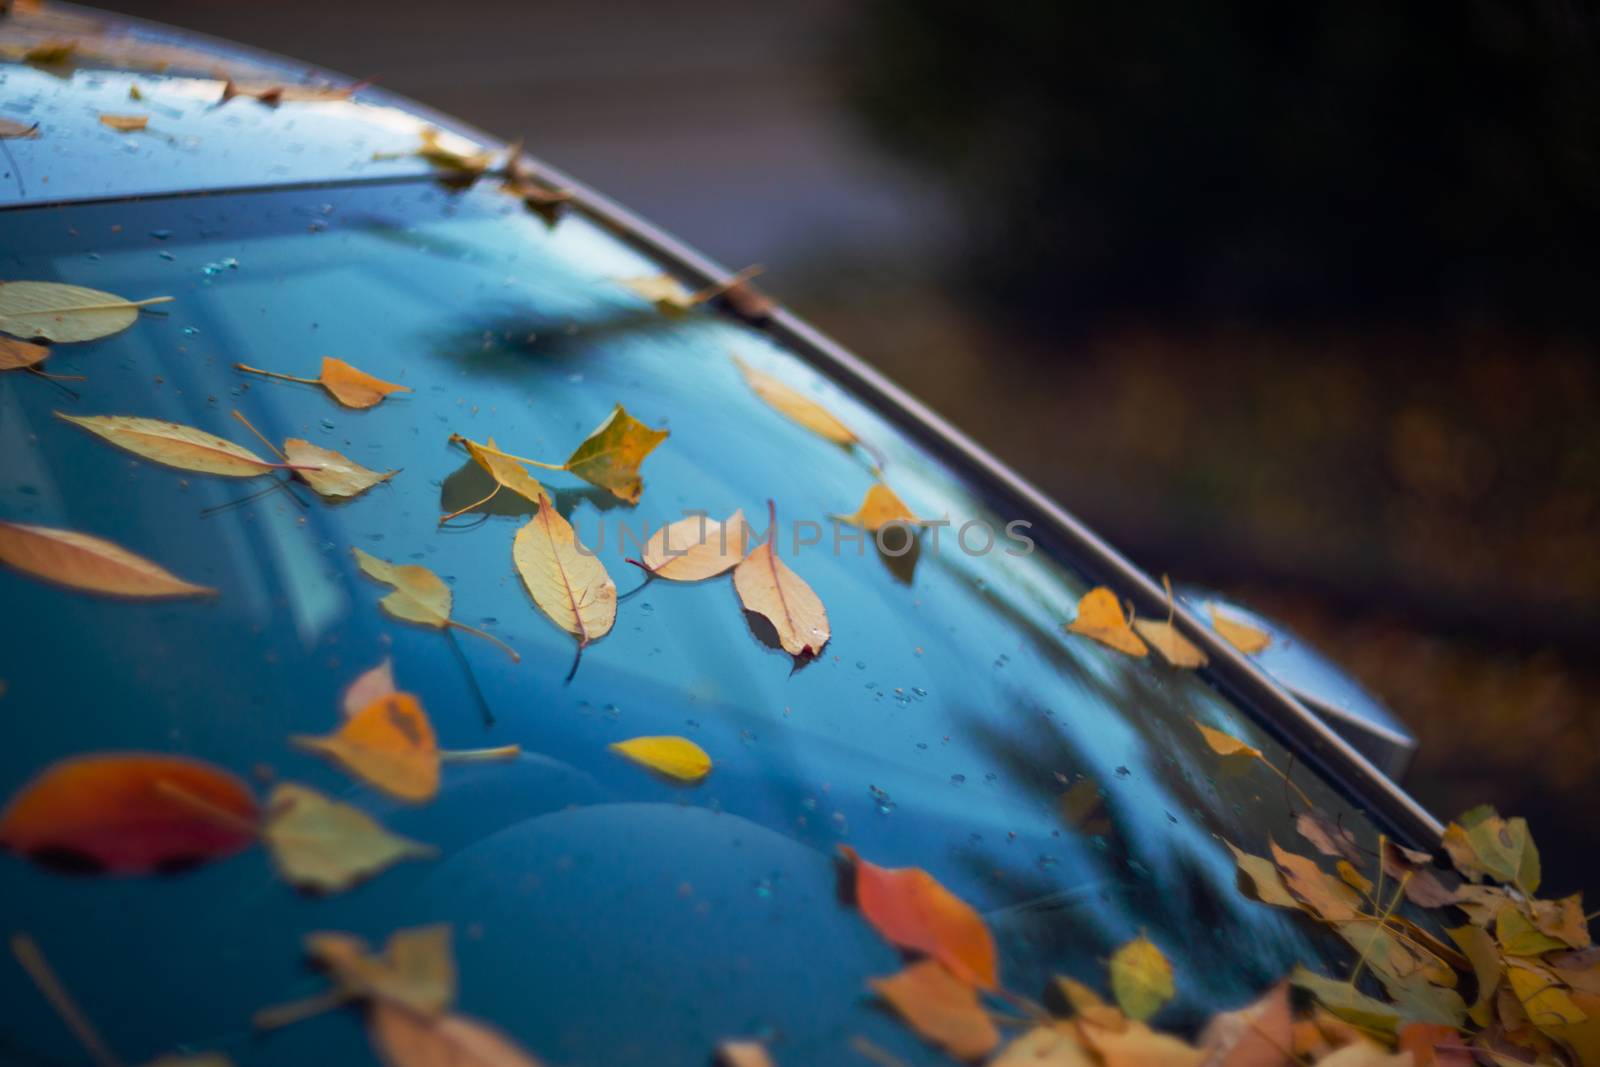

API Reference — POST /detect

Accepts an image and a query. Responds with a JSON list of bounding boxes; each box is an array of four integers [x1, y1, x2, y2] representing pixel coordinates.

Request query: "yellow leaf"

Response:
[[352, 547, 519, 660], [1193, 719, 1263, 761], [1224, 841, 1300, 910], [444, 435, 547, 521], [714, 1041, 776, 1067], [410, 126, 497, 174], [342, 658, 397, 718], [57, 412, 282, 477], [639, 509, 748, 581], [369, 1001, 545, 1067], [991, 1024, 1095, 1067], [235, 356, 410, 410], [1446, 923, 1501, 1026], [836, 483, 921, 532], [262, 782, 433, 892], [1290, 967, 1401, 1035], [618, 273, 704, 316], [1063, 587, 1147, 657], [1506, 960, 1587, 1030], [1130, 618, 1208, 668], [0, 337, 49, 370], [221, 79, 356, 105], [283, 439, 395, 499], [1337, 860, 1373, 896], [1080, 1019, 1206, 1067], [1209, 605, 1271, 654], [0, 520, 214, 599], [0, 117, 40, 139], [561, 404, 669, 504], [293, 691, 440, 802], [609, 735, 712, 783], [0, 281, 172, 342], [512, 500, 616, 647], [734, 354, 858, 447], [304, 925, 454, 1017], [1108, 935, 1174, 1022], [870, 959, 1000, 1061], [733, 502, 830, 657], [98, 112, 148, 131]]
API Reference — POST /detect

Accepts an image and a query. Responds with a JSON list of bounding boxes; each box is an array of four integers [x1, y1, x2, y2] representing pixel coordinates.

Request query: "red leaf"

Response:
[[0, 753, 258, 874], [839, 845, 998, 989]]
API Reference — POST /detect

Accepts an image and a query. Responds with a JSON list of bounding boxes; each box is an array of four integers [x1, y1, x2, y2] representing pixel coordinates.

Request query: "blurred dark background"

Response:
[[95, 0, 1600, 886]]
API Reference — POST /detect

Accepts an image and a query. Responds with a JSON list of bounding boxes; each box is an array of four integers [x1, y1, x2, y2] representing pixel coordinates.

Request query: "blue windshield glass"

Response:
[[2, 179, 1394, 1066]]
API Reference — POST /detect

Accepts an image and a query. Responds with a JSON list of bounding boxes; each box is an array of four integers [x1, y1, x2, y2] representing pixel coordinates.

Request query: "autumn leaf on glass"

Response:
[[1109, 934, 1175, 1021], [834, 483, 927, 532], [715, 1042, 776, 1067], [609, 735, 712, 783], [616, 265, 763, 317], [513, 495, 616, 655], [98, 112, 148, 131], [441, 434, 548, 523], [352, 547, 519, 660], [733, 354, 884, 467], [838, 845, 998, 990], [293, 692, 441, 803], [229, 410, 396, 500], [1208, 604, 1272, 654], [1062, 587, 1148, 657], [0, 281, 173, 343], [0, 117, 40, 138], [235, 356, 411, 409], [871, 959, 999, 1061], [56, 412, 310, 478], [0, 520, 214, 599], [0, 753, 257, 874], [634, 509, 748, 581], [221, 78, 358, 106], [733, 500, 829, 659], [470, 405, 668, 505], [501, 150, 572, 225], [369, 999, 546, 1067], [262, 782, 433, 893], [306, 925, 456, 1019]]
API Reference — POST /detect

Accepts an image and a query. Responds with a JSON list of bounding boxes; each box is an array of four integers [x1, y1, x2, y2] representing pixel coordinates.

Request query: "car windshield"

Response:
[[3, 177, 1391, 1065]]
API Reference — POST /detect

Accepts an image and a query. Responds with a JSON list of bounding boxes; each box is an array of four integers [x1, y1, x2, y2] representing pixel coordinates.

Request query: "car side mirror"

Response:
[[1180, 588, 1417, 781]]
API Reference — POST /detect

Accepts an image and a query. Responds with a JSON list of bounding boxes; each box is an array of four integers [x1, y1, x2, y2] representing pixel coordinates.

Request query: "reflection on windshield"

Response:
[[2, 180, 1388, 1065]]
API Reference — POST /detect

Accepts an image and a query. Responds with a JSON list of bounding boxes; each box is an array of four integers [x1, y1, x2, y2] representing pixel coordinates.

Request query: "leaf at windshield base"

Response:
[[98, 112, 148, 131], [871, 959, 1000, 1061], [1131, 618, 1208, 668], [0, 520, 214, 599], [1063, 587, 1148, 657], [1109, 935, 1175, 1021], [0, 281, 173, 343], [839, 845, 998, 990], [608, 736, 712, 783], [263, 782, 433, 893], [0, 117, 40, 139], [293, 692, 440, 803], [0, 753, 257, 874]]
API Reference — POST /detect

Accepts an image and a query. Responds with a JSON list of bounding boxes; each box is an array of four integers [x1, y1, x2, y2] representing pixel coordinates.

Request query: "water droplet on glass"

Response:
[[1114, 765, 1131, 778], [950, 774, 966, 786], [868, 785, 895, 815]]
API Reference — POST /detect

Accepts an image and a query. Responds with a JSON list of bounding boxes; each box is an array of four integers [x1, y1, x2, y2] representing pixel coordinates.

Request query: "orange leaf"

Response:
[[370, 1000, 545, 1067], [0, 753, 257, 874], [0, 337, 49, 370], [293, 692, 439, 802], [840, 845, 998, 989], [733, 501, 829, 658], [0, 520, 214, 599], [98, 112, 148, 131], [871, 959, 1000, 1061], [236, 356, 410, 409], [1063, 587, 1147, 657]]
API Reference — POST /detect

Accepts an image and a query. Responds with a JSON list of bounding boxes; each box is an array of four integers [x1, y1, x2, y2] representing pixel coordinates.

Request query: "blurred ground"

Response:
[[93, 0, 1600, 889]]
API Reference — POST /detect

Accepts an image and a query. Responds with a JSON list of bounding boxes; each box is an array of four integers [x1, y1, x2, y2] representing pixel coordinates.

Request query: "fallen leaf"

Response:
[[513, 497, 616, 647], [836, 483, 922, 531], [871, 959, 999, 1061], [733, 501, 830, 658], [1291, 966, 1401, 1035], [0, 753, 257, 874], [1380, 840, 1462, 909], [1194, 720, 1264, 762], [98, 112, 148, 131], [262, 782, 433, 892], [839, 845, 998, 989], [1052, 976, 1128, 1030], [715, 1041, 776, 1067], [343, 659, 397, 718], [1505, 960, 1586, 1031], [1058, 779, 1112, 836], [1109, 935, 1174, 1022], [222, 79, 356, 105], [1063, 587, 1148, 657], [0, 117, 40, 138], [1446, 924, 1501, 1026], [1442, 806, 1539, 892], [618, 273, 705, 316], [637, 509, 748, 581], [1079, 1018, 1207, 1067], [1225, 841, 1301, 909], [1209, 606, 1272, 654], [1529, 894, 1590, 950], [560, 404, 668, 504], [408, 126, 497, 174], [0, 336, 50, 371], [734, 354, 859, 448], [1298, 811, 1366, 865], [369, 1000, 545, 1067], [1270, 840, 1363, 921], [305, 925, 454, 1017], [443, 435, 547, 521], [352, 548, 518, 660], [715, 276, 776, 321], [236, 356, 411, 409], [1397, 1022, 1474, 1067], [293, 692, 439, 802], [990, 1024, 1095, 1067], [608, 736, 712, 783], [0, 520, 214, 598], [1198, 981, 1293, 1067], [57, 412, 285, 477], [1130, 618, 1208, 668], [284, 439, 395, 499], [1338, 860, 1374, 896], [1312, 1044, 1413, 1067], [1497, 905, 1568, 957], [0, 281, 172, 342]]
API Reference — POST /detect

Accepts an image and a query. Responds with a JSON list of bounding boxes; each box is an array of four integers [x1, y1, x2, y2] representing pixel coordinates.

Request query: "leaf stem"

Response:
[[252, 988, 353, 1031], [10, 933, 124, 1067], [467, 439, 566, 471], [153, 778, 262, 838], [445, 619, 520, 662], [439, 744, 521, 763], [439, 483, 501, 524], [235, 362, 321, 387], [24, 365, 87, 382], [230, 409, 289, 463], [36, 296, 173, 313]]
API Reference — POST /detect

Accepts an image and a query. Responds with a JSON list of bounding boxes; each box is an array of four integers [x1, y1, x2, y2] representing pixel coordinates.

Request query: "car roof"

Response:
[[0, 1, 502, 206]]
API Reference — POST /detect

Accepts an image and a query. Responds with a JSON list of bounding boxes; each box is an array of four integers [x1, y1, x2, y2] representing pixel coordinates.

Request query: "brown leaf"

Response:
[[0, 520, 214, 599], [1063, 587, 1147, 657], [1209, 605, 1272, 654], [57, 412, 283, 477], [733, 501, 830, 658], [1397, 1022, 1475, 1067], [1528, 894, 1590, 950], [839, 845, 998, 989], [1193, 720, 1264, 762], [221, 79, 356, 105], [236, 357, 410, 410], [734, 354, 860, 448], [835, 483, 923, 532], [1130, 618, 1208, 668], [1079, 1018, 1207, 1067], [1297, 811, 1365, 865], [0, 281, 172, 342], [0, 337, 49, 370], [282, 439, 395, 499], [870, 959, 999, 1062], [1380, 840, 1462, 909], [1058, 778, 1112, 836], [1198, 982, 1294, 1067], [1270, 840, 1362, 921], [369, 1000, 545, 1067]]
